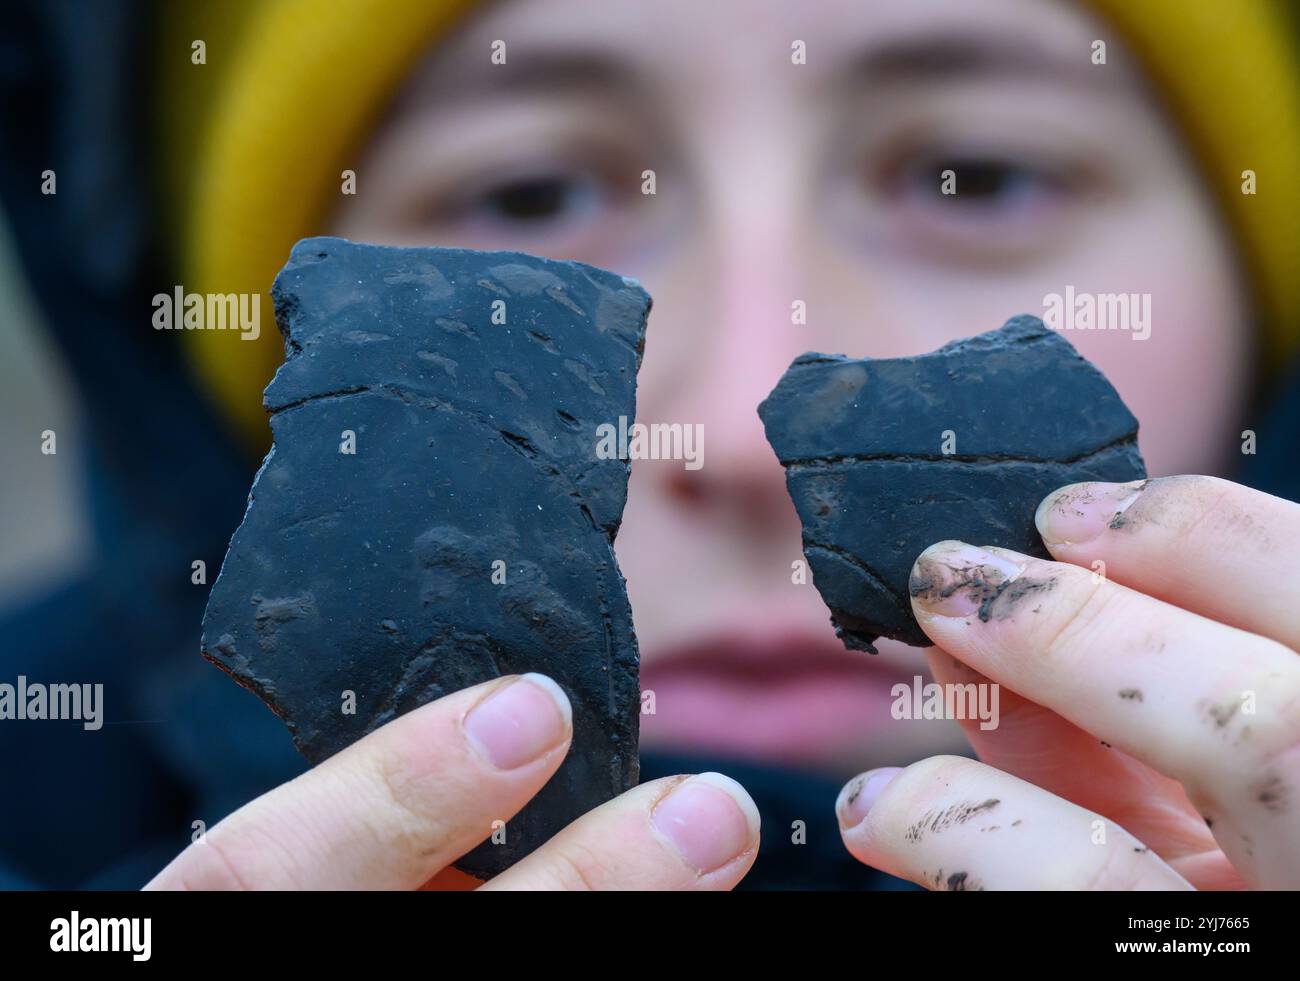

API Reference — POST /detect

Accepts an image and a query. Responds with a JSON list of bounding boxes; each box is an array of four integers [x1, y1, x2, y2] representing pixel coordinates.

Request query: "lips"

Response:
[[638, 626, 919, 766]]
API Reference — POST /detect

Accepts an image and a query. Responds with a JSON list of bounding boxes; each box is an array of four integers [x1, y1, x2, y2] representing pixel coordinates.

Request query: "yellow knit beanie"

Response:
[[159, 0, 479, 448], [160, 0, 1300, 450]]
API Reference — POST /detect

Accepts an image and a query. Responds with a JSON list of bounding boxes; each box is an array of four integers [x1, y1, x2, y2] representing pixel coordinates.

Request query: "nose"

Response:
[[655, 213, 809, 533]]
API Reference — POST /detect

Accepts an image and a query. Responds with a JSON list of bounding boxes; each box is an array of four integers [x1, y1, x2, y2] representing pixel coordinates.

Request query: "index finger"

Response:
[[1035, 475, 1300, 650], [908, 541, 1300, 887]]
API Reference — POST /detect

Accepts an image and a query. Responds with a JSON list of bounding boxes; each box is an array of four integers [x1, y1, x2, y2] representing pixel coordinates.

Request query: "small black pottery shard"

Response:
[[201, 237, 649, 878], [758, 315, 1145, 653]]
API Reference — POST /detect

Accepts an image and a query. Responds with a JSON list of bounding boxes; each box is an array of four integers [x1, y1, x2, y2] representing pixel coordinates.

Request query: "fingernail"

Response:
[[837, 767, 902, 829], [464, 673, 572, 770], [909, 541, 1026, 618], [1035, 480, 1148, 546], [652, 772, 760, 873]]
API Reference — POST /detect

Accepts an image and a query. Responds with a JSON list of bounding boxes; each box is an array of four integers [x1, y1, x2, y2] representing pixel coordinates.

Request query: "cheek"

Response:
[[1079, 322, 1244, 478], [1063, 236, 1251, 479]]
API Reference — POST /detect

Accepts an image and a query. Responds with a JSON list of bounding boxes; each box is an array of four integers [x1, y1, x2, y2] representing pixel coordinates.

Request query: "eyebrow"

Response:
[[838, 33, 1130, 91], [407, 31, 1129, 111], [410, 48, 641, 103]]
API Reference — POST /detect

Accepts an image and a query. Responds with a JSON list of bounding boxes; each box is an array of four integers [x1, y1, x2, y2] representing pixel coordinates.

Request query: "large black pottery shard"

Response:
[[759, 315, 1146, 653], [202, 237, 649, 878]]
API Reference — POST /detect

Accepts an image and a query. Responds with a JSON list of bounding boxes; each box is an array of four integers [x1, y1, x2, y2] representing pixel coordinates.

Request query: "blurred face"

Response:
[[332, 0, 1250, 775]]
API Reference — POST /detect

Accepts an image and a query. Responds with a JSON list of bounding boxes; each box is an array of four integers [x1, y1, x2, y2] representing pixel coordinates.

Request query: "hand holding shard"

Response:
[[760, 315, 1147, 653]]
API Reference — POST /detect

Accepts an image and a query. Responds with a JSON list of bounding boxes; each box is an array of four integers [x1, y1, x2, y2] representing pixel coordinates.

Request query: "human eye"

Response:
[[442, 164, 605, 232], [878, 144, 1080, 249], [836, 125, 1102, 265]]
